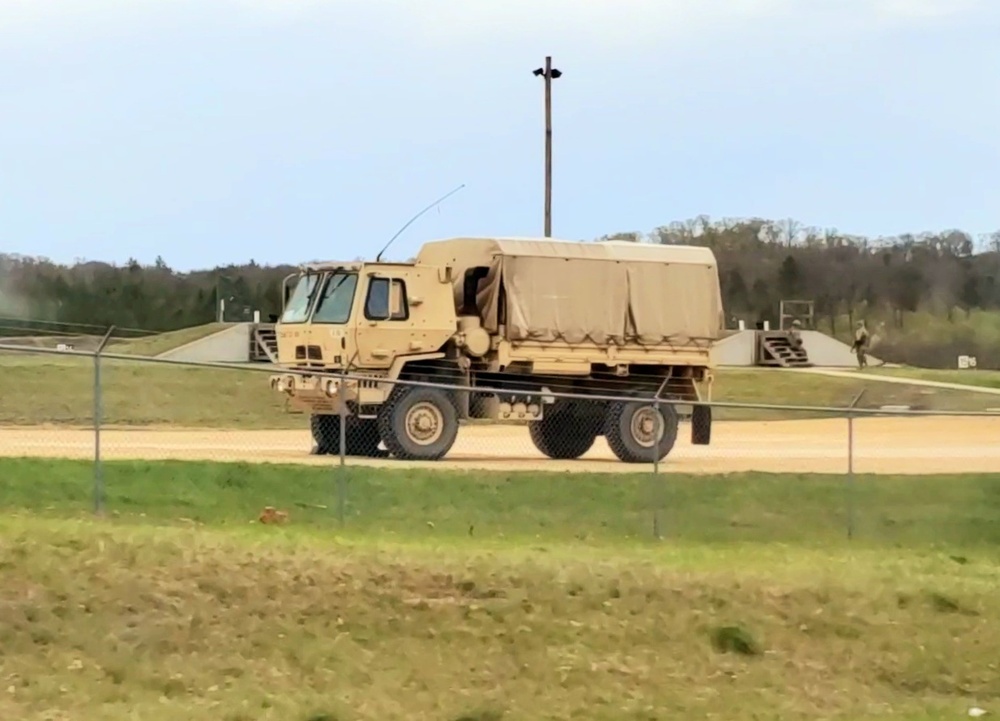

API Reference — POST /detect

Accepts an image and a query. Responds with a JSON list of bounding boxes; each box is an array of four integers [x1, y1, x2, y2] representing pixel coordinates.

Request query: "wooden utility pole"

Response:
[[533, 57, 562, 237]]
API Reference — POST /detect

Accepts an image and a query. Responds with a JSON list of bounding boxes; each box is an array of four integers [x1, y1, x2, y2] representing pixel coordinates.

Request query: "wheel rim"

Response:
[[405, 401, 445, 446], [629, 406, 663, 448]]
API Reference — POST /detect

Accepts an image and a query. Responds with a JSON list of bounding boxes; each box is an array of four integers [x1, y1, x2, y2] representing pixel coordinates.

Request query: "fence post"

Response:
[[93, 326, 116, 516], [651, 396, 663, 540], [846, 390, 865, 540], [337, 363, 347, 526]]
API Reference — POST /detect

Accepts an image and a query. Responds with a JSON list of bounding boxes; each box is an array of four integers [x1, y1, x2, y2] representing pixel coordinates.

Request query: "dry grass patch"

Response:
[[0, 519, 998, 720]]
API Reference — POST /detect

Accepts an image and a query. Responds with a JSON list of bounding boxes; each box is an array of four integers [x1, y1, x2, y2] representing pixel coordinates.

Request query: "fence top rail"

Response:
[[1, 341, 999, 419]]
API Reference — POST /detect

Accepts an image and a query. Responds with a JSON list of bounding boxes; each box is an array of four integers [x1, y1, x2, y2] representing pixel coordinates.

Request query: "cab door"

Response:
[[353, 273, 413, 369]]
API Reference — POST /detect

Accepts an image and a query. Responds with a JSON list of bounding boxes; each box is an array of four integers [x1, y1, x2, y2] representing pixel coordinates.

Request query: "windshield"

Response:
[[312, 272, 358, 324], [280, 273, 320, 324]]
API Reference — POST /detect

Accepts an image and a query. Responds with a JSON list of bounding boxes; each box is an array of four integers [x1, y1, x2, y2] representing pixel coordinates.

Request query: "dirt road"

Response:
[[2, 416, 998, 475]]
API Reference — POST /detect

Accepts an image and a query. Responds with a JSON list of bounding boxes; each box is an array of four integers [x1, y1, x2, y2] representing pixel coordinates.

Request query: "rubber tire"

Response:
[[310, 414, 339, 455], [310, 414, 385, 457], [345, 418, 384, 457], [604, 400, 679, 464], [528, 401, 600, 460], [377, 386, 460, 461], [691, 404, 712, 446]]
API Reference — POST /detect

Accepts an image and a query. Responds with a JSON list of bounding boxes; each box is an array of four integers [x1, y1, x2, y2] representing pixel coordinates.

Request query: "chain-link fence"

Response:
[[1, 341, 998, 544]]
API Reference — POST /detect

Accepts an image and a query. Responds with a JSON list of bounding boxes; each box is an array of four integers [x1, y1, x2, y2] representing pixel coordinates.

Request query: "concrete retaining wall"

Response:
[[799, 330, 880, 367], [710, 331, 757, 366], [710, 329, 880, 368], [156, 323, 251, 363]]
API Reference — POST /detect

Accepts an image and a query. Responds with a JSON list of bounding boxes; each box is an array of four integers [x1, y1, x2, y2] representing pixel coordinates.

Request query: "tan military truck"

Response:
[[269, 237, 724, 463]]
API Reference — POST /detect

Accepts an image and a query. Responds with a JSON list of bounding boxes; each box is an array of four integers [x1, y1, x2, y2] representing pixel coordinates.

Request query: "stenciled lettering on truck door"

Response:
[[355, 274, 411, 368]]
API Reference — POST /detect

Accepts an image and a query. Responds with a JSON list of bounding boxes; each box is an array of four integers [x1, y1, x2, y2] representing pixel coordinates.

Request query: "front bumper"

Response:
[[269, 372, 359, 412]]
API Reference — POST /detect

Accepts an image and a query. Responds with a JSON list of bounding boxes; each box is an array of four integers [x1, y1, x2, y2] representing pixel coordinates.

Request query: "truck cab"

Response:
[[273, 261, 457, 374]]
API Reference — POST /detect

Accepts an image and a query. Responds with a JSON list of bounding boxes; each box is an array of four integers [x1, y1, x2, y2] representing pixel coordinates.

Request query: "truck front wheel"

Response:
[[310, 414, 384, 457], [377, 386, 459, 461], [528, 400, 601, 460], [604, 400, 678, 464]]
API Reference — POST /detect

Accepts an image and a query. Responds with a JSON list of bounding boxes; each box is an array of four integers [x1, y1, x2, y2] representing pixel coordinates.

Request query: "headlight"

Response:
[[276, 379, 286, 393], [325, 379, 338, 396]]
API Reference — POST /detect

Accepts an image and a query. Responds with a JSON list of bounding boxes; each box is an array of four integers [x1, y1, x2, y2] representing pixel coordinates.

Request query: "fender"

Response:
[[387, 352, 447, 381], [371, 352, 450, 402], [374, 351, 473, 417]]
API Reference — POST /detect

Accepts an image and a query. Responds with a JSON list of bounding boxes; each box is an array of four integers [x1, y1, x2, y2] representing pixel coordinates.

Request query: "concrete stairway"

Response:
[[757, 331, 813, 368], [250, 324, 278, 363]]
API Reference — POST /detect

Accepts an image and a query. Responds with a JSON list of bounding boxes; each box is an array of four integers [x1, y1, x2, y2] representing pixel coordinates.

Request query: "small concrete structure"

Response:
[[710, 329, 880, 368], [710, 330, 756, 366], [798, 330, 880, 367], [156, 323, 252, 363]]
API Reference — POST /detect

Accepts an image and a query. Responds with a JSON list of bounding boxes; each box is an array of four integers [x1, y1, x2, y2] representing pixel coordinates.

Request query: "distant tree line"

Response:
[[0, 254, 297, 336], [2, 216, 1000, 366]]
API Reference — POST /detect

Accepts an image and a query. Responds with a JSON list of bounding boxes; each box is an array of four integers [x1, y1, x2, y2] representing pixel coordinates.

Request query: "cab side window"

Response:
[[365, 277, 409, 321]]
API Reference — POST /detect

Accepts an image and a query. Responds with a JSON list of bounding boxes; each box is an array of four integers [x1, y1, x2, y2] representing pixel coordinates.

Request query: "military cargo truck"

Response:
[[269, 237, 724, 463]]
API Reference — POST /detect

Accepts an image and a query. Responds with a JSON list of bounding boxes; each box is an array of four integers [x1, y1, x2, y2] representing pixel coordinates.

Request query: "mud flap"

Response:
[[691, 404, 712, 445], [454, 387, 471, 420]]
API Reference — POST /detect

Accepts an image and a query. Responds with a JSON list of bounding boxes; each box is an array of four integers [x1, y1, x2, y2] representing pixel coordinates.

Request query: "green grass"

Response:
[[112, 322, 231, 356], [0, 352, 996, 429], [4, 457, 1000, 547], [3, 460, 1000, 719], [0, 354, 297, 428], [711, 368, 995, 418], [868, 366, 1000, 391]]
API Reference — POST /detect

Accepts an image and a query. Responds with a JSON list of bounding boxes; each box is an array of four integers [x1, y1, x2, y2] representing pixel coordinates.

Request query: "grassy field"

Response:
[[869, 366, 1000, 390], [0, 354, 294, 428], [2, 459, 1000, 720], [0, 351, 997, 428], [5, 457, 1000, 546]]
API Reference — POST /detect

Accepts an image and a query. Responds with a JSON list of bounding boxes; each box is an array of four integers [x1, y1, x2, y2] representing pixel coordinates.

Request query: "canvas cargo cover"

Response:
[[416, 237, 724, 346]]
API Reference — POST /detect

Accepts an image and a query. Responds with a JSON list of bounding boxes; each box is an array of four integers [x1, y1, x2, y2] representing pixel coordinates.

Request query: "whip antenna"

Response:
[[375, 183, 466, 262]]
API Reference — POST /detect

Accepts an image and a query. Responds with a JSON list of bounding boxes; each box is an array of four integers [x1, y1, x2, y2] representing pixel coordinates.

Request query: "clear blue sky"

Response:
[[1, 0, 998, 271]]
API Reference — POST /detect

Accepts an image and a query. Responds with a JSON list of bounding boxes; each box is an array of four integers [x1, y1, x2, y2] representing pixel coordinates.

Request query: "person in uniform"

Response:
[[788, 319, 804, 351], [851, 321, 870, 368]]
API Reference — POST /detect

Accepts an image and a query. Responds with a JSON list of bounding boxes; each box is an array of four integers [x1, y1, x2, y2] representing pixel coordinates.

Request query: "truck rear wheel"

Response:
[[604, 400, 678, 464], [310, 414, 384, 457], [377, 386, 459, 461], [528, 400, 600, 460]]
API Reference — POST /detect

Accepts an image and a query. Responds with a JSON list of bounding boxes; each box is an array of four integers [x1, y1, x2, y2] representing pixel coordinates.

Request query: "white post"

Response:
[[219, 299, 226, 323], [738, 320, 746, 331], [253, 310, 261, 323]]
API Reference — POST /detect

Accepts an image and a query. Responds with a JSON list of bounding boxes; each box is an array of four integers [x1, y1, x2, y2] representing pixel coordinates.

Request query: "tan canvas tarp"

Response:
[[418, 237, 724, 347], [624, 262, 722, 344], [479, 256, 722, 345], [489, 255, 632, 344]]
